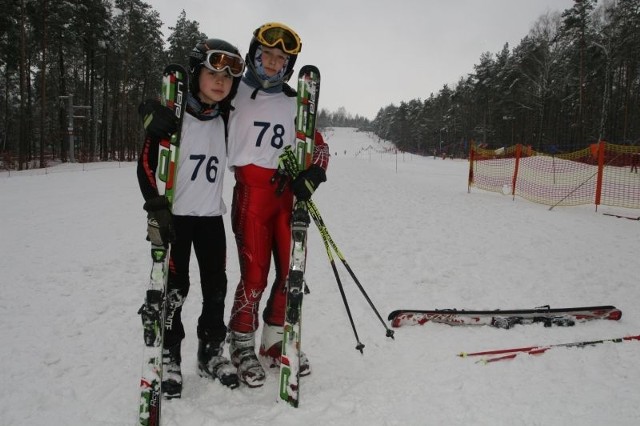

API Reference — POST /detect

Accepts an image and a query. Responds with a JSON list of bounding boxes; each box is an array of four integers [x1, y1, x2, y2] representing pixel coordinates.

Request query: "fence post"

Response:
[[468, 141, 475, 193], [594, 140, 606, 209], [511, 144, 522, 200]]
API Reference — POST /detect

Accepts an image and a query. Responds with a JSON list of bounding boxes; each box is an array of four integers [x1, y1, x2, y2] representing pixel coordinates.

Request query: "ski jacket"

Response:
[[227, 80, 329, 174], [137, 111, 228, 217]]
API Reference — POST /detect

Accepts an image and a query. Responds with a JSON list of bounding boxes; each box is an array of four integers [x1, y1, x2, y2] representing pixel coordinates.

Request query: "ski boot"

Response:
[[229, 331, 266, 388], [162, 342, 182, 399], [198, 337, 239, 389], [259, 323, 311, 376]]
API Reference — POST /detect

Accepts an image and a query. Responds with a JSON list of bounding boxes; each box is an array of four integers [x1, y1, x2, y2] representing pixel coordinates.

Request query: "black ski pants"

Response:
[[163, 215, 228, 348]]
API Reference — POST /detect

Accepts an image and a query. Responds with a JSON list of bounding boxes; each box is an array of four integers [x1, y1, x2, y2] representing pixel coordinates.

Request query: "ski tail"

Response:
[[138, 64, 188, 426], [278, 65, 321, 408], [388, 305, 622, 329]]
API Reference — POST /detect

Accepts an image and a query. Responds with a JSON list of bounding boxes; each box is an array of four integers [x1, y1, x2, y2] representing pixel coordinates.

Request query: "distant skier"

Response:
[[226, 22, 330, 387], [137, 38, 245, 397]]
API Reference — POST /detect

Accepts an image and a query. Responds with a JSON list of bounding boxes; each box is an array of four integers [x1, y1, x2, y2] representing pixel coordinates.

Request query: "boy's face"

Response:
[[198, 68, 233, 104], [259, 46, 289, 77]]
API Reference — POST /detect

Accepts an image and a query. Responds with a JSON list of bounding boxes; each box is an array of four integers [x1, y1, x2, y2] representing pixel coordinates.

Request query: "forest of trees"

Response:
[[372, 0, 640, 157], [0, 0, 206, 169], [2, 0, 639, 169]]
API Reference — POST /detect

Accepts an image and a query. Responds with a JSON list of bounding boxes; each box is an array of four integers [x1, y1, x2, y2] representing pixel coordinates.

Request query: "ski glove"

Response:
[[292, 164, 326, 201], [139, 99, 179, 140], [143, 196, 175, 247]]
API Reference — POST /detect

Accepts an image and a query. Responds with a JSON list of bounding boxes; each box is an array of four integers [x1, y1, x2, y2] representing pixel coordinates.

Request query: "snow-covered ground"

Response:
[[1, 127, 638, 425]]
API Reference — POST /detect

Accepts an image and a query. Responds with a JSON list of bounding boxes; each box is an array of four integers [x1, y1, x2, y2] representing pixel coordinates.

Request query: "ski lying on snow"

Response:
[[388, 305, 622, 329]]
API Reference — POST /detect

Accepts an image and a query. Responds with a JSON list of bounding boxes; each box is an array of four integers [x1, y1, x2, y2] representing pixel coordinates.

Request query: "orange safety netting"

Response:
[[468, 142, 640, 209]]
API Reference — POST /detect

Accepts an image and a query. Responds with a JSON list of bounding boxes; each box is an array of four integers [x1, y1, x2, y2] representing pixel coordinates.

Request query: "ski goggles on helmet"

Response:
[[203, 50, 245, 77], [254, 22, 302, 55]]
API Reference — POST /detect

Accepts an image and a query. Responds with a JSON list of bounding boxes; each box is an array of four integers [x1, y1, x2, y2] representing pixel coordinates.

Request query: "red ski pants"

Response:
[[229, 164, 293, 333]]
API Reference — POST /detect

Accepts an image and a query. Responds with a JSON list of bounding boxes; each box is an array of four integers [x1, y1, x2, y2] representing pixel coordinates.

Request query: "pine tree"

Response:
[[167, 10, 206, 66]]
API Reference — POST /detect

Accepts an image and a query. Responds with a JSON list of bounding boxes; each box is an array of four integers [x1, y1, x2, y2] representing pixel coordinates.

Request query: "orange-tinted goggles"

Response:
[[203, 50, 245, 77]]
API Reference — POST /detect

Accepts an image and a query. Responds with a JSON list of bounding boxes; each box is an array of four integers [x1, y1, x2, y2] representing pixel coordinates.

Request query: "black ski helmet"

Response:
[[246, 22, 301, 86], [188, 38, 243, 103]]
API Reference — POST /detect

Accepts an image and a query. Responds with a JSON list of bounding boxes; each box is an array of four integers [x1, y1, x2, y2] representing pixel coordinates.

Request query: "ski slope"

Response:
[[1, 127, 638, 425]]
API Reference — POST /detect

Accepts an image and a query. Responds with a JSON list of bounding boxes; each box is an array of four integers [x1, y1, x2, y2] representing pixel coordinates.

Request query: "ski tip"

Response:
[[163, 63, 188, 76], [608, 309, 622, 321], [299, 64, 320, 75]]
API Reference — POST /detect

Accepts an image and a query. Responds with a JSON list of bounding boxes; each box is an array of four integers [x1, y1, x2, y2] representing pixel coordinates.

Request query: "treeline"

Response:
[[371, 0, 640, 156], [1, 0, 205, 169], [316, 107, 371, 130], [3, 1, 639, 170]]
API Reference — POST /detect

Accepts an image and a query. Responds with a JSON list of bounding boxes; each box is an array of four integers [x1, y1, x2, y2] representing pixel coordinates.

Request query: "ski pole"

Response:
[[476, 347, 551, 364], [458, 344, 542, 358], [459, 334, 640, 363], [277, 147, 394, 339], [307, 200, 395, 339], [315, 214, 365, 353]]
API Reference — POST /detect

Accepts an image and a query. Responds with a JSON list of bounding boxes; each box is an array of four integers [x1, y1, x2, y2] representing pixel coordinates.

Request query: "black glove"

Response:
[[143, 196, 175, 247], [292, 164, 326, 201], [139, 99, 179, 140]]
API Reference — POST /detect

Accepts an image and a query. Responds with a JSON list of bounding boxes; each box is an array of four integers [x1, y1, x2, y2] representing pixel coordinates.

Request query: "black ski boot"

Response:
[[198, 338, 239, 389], [162, 342, 182, 399]]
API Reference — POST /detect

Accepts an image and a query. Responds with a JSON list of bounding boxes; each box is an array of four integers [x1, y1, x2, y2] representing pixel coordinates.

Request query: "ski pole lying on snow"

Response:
[[459, 334, 640, 364]]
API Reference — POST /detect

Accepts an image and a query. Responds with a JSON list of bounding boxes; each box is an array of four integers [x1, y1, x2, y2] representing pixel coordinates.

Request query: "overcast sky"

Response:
[[152, 0, 577, 120]]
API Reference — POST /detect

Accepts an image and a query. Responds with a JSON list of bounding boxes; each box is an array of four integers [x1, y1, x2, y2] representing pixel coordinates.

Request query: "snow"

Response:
[[1, 127, 639, 425]]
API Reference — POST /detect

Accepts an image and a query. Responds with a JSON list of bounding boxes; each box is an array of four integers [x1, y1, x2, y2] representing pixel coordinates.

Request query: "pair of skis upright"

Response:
[[278, 65, 321, 408], [138, 64, 187, 426]]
